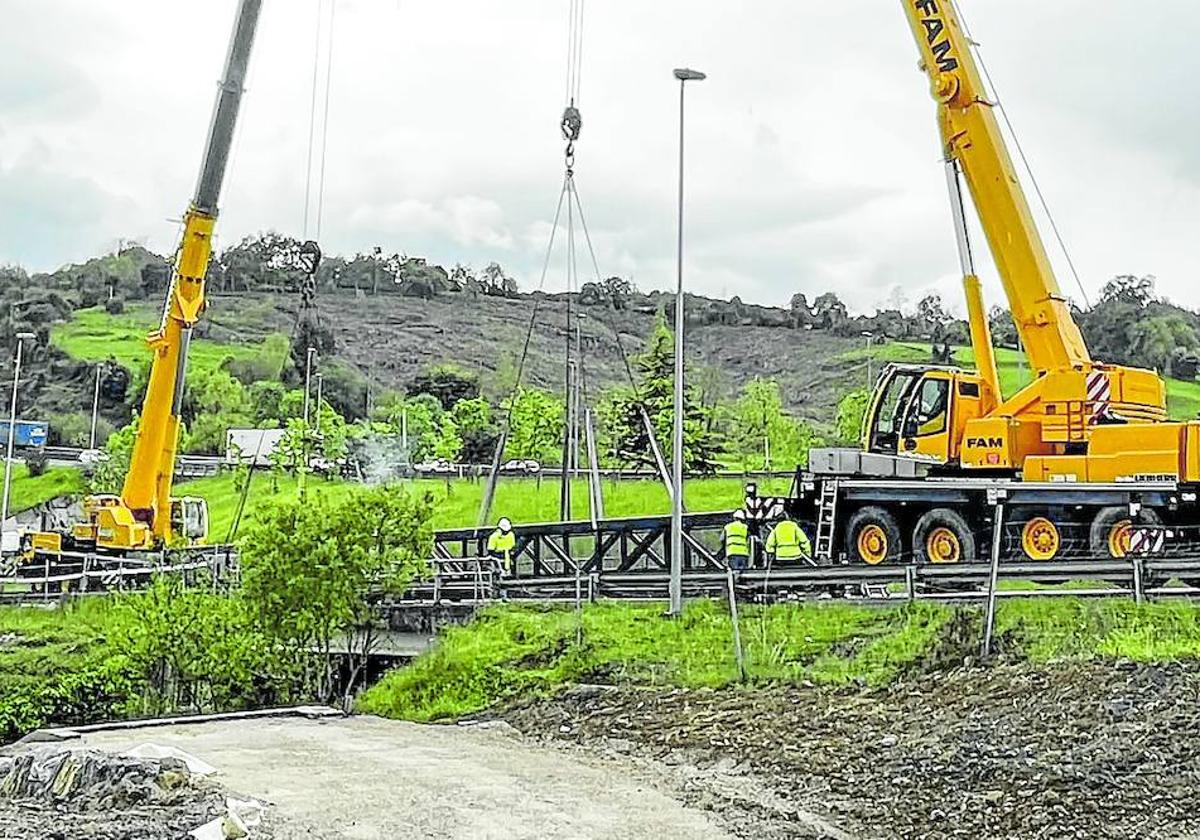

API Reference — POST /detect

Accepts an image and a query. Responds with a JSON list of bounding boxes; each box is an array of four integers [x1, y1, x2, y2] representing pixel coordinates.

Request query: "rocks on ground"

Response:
[[499, 662, 1200, 840], [0, 747, 277, 840]]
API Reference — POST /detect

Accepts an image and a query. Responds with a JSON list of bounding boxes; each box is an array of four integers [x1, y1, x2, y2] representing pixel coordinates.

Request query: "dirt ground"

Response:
[[500, 662, 1200, 840], [75, 715, 741, 839]]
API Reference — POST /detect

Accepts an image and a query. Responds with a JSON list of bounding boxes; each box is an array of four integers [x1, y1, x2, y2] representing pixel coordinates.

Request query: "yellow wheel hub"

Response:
[[857, 524, 889, 565], [1107, 519, 1133, 558], [926, 526, 961, 564], [1022, 517, 1061, 561]]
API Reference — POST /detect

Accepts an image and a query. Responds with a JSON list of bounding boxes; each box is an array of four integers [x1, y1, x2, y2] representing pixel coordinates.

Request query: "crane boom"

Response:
[[120, 0, 263, 544], [900, 0, 1090, 375]]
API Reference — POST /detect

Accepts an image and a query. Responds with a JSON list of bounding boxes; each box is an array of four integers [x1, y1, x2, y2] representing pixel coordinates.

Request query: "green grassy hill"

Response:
[[51, 305, 284, 380]]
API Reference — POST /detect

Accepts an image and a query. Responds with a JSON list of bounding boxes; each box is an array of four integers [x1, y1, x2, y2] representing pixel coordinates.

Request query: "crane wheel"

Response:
[[1020, 517, 1063, 561], [1089, 506, 1162, 559], [846, 507, 902, 565], [914, 508, 976, 564]]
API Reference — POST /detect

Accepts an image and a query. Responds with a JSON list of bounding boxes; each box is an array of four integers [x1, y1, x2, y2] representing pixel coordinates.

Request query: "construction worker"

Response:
[[743, 482, 768, 567], [722, 510, 751, 574], [486, 517, 518, 577], [765, 516, 812, 565]]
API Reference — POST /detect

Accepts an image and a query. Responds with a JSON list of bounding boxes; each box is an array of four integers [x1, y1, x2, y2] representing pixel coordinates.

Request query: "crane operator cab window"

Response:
[[868, 369, 922, 453], [908, 378, 950, 437]]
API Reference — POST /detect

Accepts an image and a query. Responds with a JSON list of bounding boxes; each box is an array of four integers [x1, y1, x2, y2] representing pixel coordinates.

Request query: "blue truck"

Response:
[[0, 420, 49, 449]]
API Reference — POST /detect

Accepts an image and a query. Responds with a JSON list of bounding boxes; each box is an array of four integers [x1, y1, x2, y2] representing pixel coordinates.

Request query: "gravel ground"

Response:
[[76, 715, 736, 839], [500, 662, 1200, 840]]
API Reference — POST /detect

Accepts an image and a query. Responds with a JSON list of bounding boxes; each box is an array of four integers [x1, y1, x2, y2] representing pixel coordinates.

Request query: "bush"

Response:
[[104, 295, 125, 314], [25, 450, 48, 478]]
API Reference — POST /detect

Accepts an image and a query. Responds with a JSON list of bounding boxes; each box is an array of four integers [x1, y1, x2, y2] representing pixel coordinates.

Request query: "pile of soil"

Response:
[[501, 662, 1200, 839]]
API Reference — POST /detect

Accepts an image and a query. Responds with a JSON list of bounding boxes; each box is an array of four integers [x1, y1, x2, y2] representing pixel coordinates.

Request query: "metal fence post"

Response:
[[905, 565, 915, 602], [981, 495, 1006, 660], [1132, 555, 1145, 604], [725, 566, 747, 682]]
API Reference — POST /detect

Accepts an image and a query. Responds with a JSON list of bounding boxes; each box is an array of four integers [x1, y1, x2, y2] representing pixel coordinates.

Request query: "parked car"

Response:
[[501, 459, 542, 475], [78, 448, 108, 466], [415, 458, 455, 475]]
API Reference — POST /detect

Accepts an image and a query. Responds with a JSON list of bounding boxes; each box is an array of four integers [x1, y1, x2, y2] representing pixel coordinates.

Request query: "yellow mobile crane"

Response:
[[29, 0, 263, 555], [792, 1, 1200, 565]]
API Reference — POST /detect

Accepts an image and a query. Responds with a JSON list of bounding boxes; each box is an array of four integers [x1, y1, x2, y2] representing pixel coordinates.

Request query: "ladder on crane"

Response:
[[814, 479, 840, 562]]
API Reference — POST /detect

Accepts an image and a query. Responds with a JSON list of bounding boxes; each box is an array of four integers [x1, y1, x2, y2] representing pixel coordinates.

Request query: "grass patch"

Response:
[[357, 600, 951, 721], [5, 465, 86, 514], [996, 598, 1200, 661], [0, 601, 132, 743], [51, 306, 268, 376], [178, 473, 794, 539], [362, 597, 1200, 724]]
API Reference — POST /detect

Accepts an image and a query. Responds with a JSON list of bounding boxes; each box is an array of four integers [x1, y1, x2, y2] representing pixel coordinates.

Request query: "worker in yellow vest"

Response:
[[486, 517, 517, 576], [722, 510, 751, 574], [765, 517, 812, 565]]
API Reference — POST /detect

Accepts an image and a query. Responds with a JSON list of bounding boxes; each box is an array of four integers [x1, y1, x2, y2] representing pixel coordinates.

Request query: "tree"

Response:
[[728, 378, 817, 470], [480, 262, 518, 298], [598, 312, 721, 473], [1100, 274, 1155, 307], [87, 418, 139, 494], [789, 293, 814, 328], [835, 389, 871, 444], [239, 486, 434, 703], [812, 292, 849, 331], [916, 294, 950, 340], [988, 306, 1019, 347], [504, 388, 565, 463], [181, 368, 254, 454], [407, 364, 480, 410], [431, 414, 463, 461], [451, 397, 497, 463]]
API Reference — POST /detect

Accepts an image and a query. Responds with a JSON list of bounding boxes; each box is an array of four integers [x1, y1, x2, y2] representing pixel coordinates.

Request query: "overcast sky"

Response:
[[2, 1, 1198, 315]]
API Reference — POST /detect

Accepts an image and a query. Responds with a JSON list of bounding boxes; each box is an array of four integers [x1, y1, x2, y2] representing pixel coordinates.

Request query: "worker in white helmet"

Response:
[[486, 516, 518, 577], [723, 509, 751, 574]]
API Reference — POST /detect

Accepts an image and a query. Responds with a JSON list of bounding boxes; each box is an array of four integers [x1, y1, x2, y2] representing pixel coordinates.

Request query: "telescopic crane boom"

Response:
[[852, 0, 1179, 483], [33, 0, 263, 554]]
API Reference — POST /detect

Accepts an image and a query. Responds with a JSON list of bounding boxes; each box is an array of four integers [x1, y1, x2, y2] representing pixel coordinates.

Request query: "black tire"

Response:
[[1089, 506, 1162, 559], [913, 508, 977, 564], [845, 506, 903, 565]]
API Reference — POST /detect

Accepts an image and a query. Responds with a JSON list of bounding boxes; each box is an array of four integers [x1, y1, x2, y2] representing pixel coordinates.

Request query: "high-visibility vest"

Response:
[[766, 519, 811, 560], [487, 529, 516, 560], [723, 521, 750, 557]]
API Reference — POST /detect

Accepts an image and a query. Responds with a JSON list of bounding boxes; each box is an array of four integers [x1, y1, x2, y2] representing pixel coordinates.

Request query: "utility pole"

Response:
[[669, 67, 706, 617]]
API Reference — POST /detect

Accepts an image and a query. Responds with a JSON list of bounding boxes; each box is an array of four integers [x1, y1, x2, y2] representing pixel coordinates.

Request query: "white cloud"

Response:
[[3, 0, 1198, 316]]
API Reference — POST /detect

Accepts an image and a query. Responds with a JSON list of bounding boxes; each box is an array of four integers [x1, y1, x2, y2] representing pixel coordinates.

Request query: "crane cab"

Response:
[[170, 496, 209, 544], [863, 364, 992, 468]]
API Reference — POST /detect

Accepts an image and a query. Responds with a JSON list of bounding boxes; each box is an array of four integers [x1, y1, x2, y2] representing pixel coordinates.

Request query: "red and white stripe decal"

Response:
[[1086, 371, 1112, 424], [1129, 527, 1166, 555]]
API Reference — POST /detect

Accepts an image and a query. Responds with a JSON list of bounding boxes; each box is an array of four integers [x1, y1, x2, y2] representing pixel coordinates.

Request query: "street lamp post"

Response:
[[314, 373, 324, 433], [1, 333, 35, 529], [863, 332, 874, 388], [669, 67, 706, 617], [302, 347, 318, 428], [89, 364, 102, 450]]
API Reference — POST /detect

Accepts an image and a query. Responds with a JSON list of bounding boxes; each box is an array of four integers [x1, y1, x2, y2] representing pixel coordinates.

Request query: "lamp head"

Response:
[[673, 68, 706, 82]]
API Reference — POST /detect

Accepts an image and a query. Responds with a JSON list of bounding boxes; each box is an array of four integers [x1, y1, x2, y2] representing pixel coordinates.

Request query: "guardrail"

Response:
[[401, 554, 1200, 606], [0, 547, 234, 604]]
